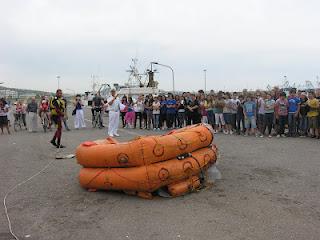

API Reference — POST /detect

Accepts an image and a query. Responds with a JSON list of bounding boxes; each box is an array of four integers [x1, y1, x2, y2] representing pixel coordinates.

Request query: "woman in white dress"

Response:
[[73, 94, 86, 129]]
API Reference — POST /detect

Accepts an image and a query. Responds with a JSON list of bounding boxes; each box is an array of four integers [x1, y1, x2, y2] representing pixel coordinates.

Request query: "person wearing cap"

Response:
[[107, 89, 121, 137]]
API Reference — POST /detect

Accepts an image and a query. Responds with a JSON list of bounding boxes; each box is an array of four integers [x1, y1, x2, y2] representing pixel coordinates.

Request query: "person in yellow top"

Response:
[[307, 92, 319, 138], [50, 89, 66, 148]]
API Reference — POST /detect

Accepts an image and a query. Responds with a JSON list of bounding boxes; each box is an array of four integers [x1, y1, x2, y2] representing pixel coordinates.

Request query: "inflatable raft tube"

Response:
[[79, 147, 217, 193], [167, 176, 201, 197], [76, 124, 214, 168]]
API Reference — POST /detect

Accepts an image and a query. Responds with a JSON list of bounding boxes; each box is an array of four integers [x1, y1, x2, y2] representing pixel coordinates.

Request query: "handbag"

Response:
[[72, 108, 76, 116]]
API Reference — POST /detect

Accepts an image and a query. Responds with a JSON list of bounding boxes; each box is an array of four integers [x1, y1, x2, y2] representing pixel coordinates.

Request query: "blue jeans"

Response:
[[278, 115, 287, 135], [166, 112, 175, 128], [288, 113, 298, 136], [153, 114, 160, 128], [299, 115, 308, 135], [177, 112, 185, 128], [263, 113, 274, 135], [207, 110, 215, 126]]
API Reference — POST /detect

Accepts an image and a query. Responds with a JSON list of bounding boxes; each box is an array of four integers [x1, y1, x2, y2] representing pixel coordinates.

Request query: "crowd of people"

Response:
[[1, 87, 320, 142], [0, 92, 87, 135], [117, 88, 320, 139]]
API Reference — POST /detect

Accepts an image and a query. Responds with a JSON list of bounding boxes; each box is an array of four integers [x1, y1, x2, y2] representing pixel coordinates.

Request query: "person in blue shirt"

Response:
[[287, 89, 300, 137], [165, 93, 177, 129], [243, 95, 257, 136]]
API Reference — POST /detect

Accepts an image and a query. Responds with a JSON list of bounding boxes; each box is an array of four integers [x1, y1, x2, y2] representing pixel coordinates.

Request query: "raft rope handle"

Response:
[[84, 169, 107, 187], [189, 154, 210, 185], [140, 140, 153, 191], [3, 158, 56, 240]]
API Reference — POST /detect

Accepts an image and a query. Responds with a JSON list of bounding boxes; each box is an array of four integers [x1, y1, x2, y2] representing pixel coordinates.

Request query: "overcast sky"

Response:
[[1, 0, 320, 93]]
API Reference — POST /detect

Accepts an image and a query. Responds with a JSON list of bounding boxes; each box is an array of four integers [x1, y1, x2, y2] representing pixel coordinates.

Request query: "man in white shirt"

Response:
[[107, 89, 121, 137]]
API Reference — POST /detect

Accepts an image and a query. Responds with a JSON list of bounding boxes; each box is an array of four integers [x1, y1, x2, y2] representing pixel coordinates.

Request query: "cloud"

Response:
[[1, 0, 320, 92]]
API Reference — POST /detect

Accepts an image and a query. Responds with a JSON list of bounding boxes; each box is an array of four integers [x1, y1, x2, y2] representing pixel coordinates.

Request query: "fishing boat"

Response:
[[86, 58, 161, 105]]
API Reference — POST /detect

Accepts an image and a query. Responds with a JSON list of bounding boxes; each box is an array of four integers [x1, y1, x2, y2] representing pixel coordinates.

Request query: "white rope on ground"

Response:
[[3, 153, 58, 240]]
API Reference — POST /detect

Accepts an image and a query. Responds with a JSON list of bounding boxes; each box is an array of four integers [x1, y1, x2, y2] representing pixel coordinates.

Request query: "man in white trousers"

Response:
[[107, 89, 120, 137]]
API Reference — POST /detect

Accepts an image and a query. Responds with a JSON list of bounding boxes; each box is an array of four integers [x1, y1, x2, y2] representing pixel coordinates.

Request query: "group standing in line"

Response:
[[114, 88, 320, 139], [2, 87, 320, 142]]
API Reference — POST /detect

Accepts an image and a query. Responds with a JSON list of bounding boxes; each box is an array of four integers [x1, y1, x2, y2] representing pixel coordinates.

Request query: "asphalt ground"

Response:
[[0, 108, 320, 240]]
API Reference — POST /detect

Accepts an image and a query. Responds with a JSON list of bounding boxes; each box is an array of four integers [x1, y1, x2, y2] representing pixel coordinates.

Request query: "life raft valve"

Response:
[[177, 153, 191, 160]]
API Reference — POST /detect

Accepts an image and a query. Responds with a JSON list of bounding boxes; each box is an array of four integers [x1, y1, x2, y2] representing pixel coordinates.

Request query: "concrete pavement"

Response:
[[1, 109, 320, 240]]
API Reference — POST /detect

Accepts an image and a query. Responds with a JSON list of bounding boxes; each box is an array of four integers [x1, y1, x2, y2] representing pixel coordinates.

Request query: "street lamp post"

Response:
[[151, 62, 175, 93], [204, 70, 207, 93], [56, 76, 61, 89]]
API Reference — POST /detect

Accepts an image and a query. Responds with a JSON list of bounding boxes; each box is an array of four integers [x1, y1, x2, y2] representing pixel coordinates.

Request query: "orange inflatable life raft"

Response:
[[76, 124, 214, 168], [79, 147, 216, 193], [77, 124, 218, 198]]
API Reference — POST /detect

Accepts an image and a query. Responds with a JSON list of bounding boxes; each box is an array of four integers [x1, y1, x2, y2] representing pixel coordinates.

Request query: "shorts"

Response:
[[245, 116, 257, 129], [51, 115, 62, 125], [223, 113, 232, 124], [0, 116, 8, 126], [308, 116, 318, 129]]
